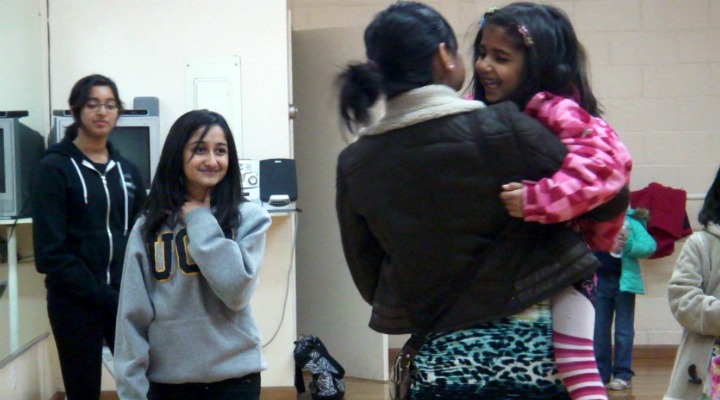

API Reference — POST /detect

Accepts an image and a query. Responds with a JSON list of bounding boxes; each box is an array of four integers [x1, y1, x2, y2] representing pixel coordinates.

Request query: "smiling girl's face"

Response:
[[182, 124, 229, 200], [474, 25, 527, 104]]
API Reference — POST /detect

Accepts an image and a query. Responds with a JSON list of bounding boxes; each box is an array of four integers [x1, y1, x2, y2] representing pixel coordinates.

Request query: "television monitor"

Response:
[[51, 112, 161, 189], [0, 114, 44, 218]]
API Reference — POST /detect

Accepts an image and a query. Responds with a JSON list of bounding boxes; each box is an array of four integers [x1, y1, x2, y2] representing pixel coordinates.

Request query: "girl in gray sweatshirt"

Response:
[[114, 109, 271, 400]]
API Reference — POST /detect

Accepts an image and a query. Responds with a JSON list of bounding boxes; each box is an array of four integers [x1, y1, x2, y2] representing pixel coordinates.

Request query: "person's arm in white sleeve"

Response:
[[668, 234, 720, 336]]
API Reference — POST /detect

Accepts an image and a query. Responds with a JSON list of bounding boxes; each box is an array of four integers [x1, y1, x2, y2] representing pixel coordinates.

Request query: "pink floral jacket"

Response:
[[522, 92, 633, 251]]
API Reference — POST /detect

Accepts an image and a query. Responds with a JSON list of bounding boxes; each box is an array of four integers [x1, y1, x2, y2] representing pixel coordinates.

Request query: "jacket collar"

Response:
[[707, 223, 720, 238], [360, 85, 485, 136]]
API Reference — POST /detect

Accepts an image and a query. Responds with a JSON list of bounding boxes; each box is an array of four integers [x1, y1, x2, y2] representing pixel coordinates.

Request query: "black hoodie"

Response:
[[31, 137, 147, 306]]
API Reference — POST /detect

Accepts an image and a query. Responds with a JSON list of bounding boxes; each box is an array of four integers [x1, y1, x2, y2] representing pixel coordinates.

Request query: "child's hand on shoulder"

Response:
[[500, 182, 525, 218], [181, 193, 211, 221]]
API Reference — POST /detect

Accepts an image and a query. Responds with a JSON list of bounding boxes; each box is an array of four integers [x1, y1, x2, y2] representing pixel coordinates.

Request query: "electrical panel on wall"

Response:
[[239, 159, 298, 213], [185, 55, 243, 155]]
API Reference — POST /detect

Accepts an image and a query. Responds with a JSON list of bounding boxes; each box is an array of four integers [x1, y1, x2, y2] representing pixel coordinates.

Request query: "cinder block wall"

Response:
[[289, 0, 720, 347]]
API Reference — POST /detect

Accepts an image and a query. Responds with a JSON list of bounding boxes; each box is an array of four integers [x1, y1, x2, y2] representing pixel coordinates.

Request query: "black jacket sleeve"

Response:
[[335, 153, 384, 305], [479, 101, 568, 182]]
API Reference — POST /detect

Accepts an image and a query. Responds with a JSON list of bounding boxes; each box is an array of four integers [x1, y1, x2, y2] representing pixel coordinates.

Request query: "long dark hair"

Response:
[[699, 167, 720, 227], [337, 1, 458, 132], [65, 74, 124, 140], [472, 2, 601, 116], [142, 109, 243, 238]]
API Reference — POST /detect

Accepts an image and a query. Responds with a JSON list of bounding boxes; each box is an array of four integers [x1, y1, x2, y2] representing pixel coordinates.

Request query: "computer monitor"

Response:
[[51, 112, 161, 189], [0, 113, 44, 218]]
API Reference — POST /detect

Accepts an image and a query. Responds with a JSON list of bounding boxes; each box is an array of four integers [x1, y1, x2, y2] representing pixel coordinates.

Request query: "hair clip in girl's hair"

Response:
[[517, 24, 534, 47], [479, 6, 498, 28]]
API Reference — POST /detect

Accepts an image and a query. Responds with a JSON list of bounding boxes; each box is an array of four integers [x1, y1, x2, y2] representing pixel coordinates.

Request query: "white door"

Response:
[[292, 27, 388, 381]]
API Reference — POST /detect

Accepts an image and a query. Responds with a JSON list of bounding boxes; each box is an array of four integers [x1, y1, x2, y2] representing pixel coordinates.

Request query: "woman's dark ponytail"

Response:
[[338, 62, 385, 132], [337, 2, 457, 134]]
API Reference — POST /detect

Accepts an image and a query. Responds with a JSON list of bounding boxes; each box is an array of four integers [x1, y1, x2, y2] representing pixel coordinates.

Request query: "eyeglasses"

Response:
[[85, 101, 119, 113]]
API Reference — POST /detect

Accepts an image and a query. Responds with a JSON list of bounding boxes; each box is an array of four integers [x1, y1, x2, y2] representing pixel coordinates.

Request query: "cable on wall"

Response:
[[262, 210, 299, 348]]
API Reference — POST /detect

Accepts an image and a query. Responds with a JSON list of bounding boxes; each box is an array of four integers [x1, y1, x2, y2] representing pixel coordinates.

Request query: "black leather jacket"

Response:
[[336, 87, 599, 334]]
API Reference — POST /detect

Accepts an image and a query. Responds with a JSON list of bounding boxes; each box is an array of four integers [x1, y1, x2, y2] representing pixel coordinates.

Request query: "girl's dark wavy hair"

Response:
[[65, 74, 125, 140], [337, 1, 458, 132], [142, 109, 243, 238], [472, 2, 602, 116], [699, 167, 720, 227]]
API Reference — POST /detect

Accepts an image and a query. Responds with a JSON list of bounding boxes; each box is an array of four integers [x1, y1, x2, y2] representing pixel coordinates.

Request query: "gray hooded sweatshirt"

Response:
[[114, 202, 272, 399]]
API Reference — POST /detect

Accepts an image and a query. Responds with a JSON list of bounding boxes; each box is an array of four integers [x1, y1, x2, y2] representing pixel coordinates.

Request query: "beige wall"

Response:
[[289, 0, 720, 348], [0, 0, 48, 134]]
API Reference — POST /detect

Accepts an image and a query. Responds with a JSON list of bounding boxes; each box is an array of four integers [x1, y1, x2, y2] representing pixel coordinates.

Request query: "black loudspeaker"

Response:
[[260, 159, 298, 208], [133, 96, 159, 116]]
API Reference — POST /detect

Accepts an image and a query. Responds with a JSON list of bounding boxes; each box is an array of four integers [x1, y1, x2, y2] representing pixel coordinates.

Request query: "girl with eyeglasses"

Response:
[[31, 74, 147, 399]]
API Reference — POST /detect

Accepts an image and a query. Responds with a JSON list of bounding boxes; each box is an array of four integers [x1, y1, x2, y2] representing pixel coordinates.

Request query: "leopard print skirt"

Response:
[[410, 301, 570, 399]]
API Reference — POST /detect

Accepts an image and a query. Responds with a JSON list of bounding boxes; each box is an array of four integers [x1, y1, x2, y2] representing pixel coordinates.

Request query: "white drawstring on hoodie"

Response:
[[116, 162, 129, 236], [70, 158, 89, 204], [73, 157, 130, 234]]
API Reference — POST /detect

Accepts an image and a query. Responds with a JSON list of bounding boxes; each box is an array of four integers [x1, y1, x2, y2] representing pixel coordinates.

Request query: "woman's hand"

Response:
[[500, 182, 525, 218], [180, 191, 211, 221]]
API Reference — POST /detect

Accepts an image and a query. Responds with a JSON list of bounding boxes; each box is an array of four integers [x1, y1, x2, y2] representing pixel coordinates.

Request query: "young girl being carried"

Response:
[[473, 3, 633, 400]]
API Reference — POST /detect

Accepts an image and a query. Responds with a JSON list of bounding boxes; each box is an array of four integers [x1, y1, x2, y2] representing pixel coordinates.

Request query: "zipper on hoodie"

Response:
[[100, 173, 114, 284], [79, 159, 115, 285]]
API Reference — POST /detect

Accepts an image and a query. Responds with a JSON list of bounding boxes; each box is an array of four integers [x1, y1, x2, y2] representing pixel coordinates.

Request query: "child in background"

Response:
[[473, 3, 633, 399], [593, 208, 656, 391], [665, 166, 720, 400], [114, 110, 272, 400]]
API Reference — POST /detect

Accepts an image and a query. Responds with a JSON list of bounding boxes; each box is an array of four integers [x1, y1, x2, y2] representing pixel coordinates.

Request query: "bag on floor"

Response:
[[294, 335, 346, 400]]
